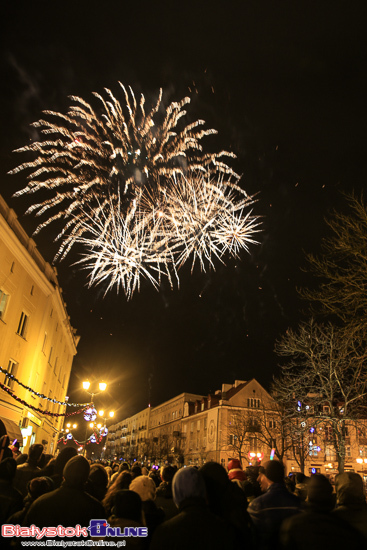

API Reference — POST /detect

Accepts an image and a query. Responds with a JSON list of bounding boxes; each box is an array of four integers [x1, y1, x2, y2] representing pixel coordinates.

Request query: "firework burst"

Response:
[[10, 84, 238, 258], [10, 83, 260, 297], [73, 172, 260, 298]]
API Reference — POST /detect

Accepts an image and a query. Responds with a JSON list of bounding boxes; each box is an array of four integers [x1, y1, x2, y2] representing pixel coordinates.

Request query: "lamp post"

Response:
[[82, 381, 107, 457], [98, 410, 114, 459]]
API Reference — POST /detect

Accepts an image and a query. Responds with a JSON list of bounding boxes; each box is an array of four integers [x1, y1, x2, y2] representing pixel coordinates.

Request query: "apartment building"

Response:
[[0, 195, 79, 454]]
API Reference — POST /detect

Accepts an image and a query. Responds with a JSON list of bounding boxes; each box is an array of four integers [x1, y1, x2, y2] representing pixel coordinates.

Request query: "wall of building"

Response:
[[0, 195, 79, 454]]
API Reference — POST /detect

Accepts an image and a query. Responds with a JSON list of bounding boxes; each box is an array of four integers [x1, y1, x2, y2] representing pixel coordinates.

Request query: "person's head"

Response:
[[227, 458, 246, 482], [63, 455, 90, 489], [27, 476, 54, 500], [113, 470, 133, 490], [306, 474, 334, 511], [54, 447, 78, 475], [28, 444, 44, 465], [335, 472, 366, 508], [130, 475, 156, 502], [131, 465, 142, 479], [258, 460, 285, 492], [118, 462, 130, 473], [89, 464, 109, 489], [172, 466, 206, 508], [161, 465, 175, 484], [0, 457, 17, 481], [111, 490, 142, 522]]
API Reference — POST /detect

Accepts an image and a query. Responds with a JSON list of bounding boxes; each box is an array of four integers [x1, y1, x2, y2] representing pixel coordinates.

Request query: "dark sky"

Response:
[[1, 1, 366, 422]]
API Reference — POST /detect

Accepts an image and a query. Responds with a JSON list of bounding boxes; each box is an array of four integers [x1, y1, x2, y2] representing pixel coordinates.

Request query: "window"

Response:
[[204, 418, 207, 430], [0, 290, 9, 320], [190, 422, 194, 433], [48, 347, 53, 366], [248, 398, 261, 408], [17, 312, 29, 338], [4, 360, 18, 388], [201, 402, 205, 411], [30, 285, 34, 296], [269, 419, 277, 429], [197, 420, 201, 431]]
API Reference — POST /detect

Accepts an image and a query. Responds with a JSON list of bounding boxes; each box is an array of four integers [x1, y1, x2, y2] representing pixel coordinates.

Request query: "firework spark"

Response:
[[10, 84, 238, 258], [73, 172, 260, 298]]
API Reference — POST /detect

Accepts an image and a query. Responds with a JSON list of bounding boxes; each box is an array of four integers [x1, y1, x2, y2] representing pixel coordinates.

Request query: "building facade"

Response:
[[0, 195, 79, 454]]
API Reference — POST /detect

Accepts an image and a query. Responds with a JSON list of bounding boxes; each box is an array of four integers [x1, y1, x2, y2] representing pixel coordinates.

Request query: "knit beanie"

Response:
[[63, 455, 90, 488], [172, 467, 206, 508], [130, 475, 156, 501], [259, 460, 284, 483]]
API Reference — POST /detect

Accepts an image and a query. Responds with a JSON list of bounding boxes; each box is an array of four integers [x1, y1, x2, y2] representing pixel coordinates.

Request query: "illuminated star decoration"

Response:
[[10, 84, 261, 298]]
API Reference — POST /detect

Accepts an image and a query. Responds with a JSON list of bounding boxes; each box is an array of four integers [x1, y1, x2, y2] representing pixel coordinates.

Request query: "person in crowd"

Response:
[[110, 461, 130, 486], [279, 473, 365, 549], [86, 462, 109, 501], [104, 490, 146, 549], [131, 464, 142, 479], [332, 472, 367, 541], [243, 466, 262, 503], [8, 476, 54, 525], [0, 457, 23, 523], [102, 470, 133, 517], [0, 435, 13, 461], [292, 472, 309, 501], [104, 465, 112, 482], [9, 440, 22, 460], [200, 461, 254, 548], [227, 458, 246, 487], [155, 465, 178, 520], [148, 468, 161, 488], [247, 460, 301, 550], [150, 466, 239, 550], [13, 443, 44, 496], [130, 473, 164, 544], [40, 447, 77, 488], [24, 455, 105, 531]]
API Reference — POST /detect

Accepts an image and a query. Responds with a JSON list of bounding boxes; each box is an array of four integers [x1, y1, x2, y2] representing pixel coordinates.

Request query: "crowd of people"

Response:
[[0, 434, 367, 549]]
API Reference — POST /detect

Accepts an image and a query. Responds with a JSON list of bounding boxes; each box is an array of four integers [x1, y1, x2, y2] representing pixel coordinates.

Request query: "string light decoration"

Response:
[[10, 84, 260, 298], [0, 382, 88, 417], [0, 366, 89, 407]]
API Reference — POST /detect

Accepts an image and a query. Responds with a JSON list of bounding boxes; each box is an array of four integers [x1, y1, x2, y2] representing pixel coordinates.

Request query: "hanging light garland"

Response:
[[58, 429, 104, 446], [0, 382, 88, 417], [0, 366, 90, 407]]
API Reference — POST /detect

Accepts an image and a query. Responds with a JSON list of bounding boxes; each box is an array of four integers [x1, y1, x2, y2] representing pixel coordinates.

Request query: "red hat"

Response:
[[227, 459, 246, 482]]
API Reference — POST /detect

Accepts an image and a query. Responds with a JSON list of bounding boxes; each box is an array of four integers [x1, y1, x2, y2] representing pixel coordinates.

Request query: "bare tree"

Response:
[[275, 318, 367, 473], [301, 194, 367, 335]]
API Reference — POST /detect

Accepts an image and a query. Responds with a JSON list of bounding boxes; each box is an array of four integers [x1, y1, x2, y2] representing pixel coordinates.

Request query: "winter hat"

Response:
[[259, 460, 285, 483], [130, 475, 156, 501], [63, 455, 90, 488], [131, 465, 142, 478], [54, 447, 78, 474], [112, 489, 142, 522], [307, 474, 334, 511], [335, 472, 365, 507], [161, 465, 175, 484], [227, 458, 246, 482], [0, 435, 12, 461], [0, 457, 17, 480], [172, 466, 206, 508]]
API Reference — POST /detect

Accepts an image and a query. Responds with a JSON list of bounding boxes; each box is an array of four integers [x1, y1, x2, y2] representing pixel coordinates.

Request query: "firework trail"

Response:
[[10, 84, 260, 297], [10, 84, 238, 258]]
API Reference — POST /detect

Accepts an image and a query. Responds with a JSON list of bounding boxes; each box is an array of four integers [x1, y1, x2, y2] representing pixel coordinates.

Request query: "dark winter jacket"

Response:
[[247, 482, 301, 550], [279, 507, 366, 549], [149, 497, 239, 550], [24, 483, 105, 532], [154, 481, 178, 521], [0, 478, 23, 523]]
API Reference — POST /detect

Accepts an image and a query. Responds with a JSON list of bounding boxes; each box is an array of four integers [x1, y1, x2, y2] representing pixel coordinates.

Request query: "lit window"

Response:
[[17, 312, 29, 338], [4, 360, 18, 388], [42, 333, 47, 353], [0, 290, 9, 320]]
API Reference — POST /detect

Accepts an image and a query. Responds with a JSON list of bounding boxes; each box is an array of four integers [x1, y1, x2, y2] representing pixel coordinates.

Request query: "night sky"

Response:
[[1, 2, 366, 424]]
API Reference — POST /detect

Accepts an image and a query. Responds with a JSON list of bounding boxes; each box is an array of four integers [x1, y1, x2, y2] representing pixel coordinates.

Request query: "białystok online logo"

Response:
[[2, 521, 148, 539]]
